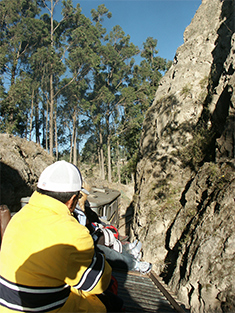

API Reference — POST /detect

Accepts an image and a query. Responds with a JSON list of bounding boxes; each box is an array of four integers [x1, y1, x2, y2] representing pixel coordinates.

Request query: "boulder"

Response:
[[0, 134, 53, 212]]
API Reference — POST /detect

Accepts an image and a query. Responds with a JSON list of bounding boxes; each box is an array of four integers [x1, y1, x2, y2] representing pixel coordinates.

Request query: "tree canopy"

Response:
[[0, 0, 172, 183]]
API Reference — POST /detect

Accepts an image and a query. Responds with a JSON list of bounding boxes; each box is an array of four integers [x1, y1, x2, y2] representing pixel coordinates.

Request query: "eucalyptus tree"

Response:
[[58, 77, 89, 166], [39, 0, 78, 156], [58, 4, 112, 171], [79, 103, 105, 177], [90, 25, 139, 182], [0, 0, 46, 135], [139, 37, 172, 102], [118, 37, 172, 182], [57, 4, 108, 165], [29, 46, 50, 145], [81, 134, 99, 165]]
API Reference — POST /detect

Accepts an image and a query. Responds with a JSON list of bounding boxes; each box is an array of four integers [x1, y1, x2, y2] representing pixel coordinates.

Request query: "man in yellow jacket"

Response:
[[0, 161, 113, 312]]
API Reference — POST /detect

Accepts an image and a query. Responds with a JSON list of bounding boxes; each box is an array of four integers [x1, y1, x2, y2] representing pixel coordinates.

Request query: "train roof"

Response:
[[87, 187, 121, 208]]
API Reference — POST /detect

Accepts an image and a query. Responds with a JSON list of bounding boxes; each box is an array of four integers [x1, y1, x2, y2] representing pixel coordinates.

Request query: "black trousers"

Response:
[[97, 290, 124, 312]]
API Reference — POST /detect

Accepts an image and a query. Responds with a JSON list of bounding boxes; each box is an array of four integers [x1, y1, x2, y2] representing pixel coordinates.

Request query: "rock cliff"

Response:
[[0, 134, 53, 212], [132, 0, 235, 312]]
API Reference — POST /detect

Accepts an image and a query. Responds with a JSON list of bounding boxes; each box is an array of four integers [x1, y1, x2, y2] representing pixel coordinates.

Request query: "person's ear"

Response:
[[66, 194, 78, 213]]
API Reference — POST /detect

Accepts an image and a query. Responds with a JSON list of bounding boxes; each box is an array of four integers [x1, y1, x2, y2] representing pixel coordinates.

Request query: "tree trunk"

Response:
[[106, 116, 112, 183], [55, 108, 58, 160], [99, 131, 105, 180], [76, 134, 80, 167], [46, 100, 49, 152], [29, 89, 34, 141], [70, 128, 74, 163], [49, 72, 54, 156], [35, 98, 40, 145], [73, 112, 79, 166], [73, 129, 77, 166], [117, 140, 121, 183], [98, 146, 102, 177], [107, 134, 112, 183], [49, 0, 54, 157], [7, 58, 18, 133]]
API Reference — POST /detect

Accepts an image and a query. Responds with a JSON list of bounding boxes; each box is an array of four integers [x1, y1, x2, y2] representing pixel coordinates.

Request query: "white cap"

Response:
[[37, 161, 89, 194]]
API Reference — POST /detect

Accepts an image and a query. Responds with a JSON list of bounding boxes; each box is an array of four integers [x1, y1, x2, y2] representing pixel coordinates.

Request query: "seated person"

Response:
[[75, 186, 152, 275], [0, 161, 123, 313]]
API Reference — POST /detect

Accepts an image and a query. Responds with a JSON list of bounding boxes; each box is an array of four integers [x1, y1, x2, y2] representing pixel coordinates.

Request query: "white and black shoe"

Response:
[[134, 261, 152, 274]]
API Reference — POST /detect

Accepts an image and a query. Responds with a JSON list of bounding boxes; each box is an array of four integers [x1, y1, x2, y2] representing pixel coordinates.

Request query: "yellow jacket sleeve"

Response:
[[65, 227, 112, 295]]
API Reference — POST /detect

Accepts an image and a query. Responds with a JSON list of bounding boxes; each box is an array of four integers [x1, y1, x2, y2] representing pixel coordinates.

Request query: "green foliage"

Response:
[[0, 74, 33, 135], [119, 152, 139, 184], [117, 36, 169, 172], [91, 4, 112, 23], [199, 76, 209, 89], [180, 84, 192, 99], [150, 178, 180, 204], [0, 0, 172, 182], [179, 127, 216, 171], [81, 135, 99, 164]]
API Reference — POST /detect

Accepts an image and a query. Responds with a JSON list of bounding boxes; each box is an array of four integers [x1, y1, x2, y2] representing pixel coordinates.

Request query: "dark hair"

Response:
[[36, 187, 80, 204]]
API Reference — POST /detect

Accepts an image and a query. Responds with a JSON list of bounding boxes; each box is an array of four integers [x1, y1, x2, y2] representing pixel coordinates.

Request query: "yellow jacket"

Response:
[[0, 191, 112, 312]]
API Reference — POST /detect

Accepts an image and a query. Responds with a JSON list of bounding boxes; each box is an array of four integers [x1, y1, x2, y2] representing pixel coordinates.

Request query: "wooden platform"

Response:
[[112, 270, 184, 313]]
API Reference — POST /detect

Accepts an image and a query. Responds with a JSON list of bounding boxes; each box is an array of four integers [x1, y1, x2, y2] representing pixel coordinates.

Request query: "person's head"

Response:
[[36, 161, 89, 213]]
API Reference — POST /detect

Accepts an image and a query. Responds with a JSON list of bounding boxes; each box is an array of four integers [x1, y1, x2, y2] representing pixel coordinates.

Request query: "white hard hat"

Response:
[[37, 161, 89, 194]]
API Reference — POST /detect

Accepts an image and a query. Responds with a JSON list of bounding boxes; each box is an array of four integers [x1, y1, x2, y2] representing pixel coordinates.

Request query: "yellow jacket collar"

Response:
[[29, 191, 71, 216]]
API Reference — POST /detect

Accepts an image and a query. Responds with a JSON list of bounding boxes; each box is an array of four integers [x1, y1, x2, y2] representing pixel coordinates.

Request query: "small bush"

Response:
[[180, 84, 192, 99]]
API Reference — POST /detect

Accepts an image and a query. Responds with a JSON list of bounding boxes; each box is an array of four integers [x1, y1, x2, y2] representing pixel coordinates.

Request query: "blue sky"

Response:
[[56, 0, 202, 63], [53, 0, 202, 151]]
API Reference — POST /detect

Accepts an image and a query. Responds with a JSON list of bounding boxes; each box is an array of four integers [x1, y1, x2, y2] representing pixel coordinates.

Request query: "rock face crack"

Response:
[[180, 178, 194, 207]]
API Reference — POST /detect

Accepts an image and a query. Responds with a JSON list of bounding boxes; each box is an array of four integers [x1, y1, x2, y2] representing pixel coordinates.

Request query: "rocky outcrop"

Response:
[[0, 134, 53, 212], [132, 0, 235, 312]]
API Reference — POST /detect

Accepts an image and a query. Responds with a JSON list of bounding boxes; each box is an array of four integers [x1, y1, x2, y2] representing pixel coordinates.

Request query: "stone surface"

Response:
[[0, 134, 53, 212], [132, 0, 235, 312]]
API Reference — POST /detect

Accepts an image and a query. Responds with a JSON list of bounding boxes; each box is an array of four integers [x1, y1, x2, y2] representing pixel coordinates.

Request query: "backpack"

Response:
[[92, 223, 123, 253]]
